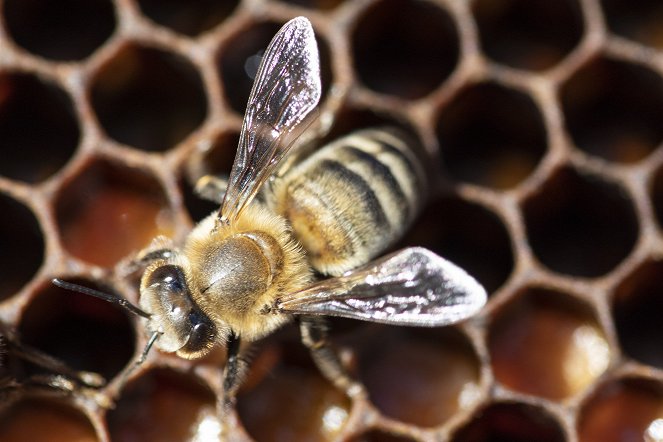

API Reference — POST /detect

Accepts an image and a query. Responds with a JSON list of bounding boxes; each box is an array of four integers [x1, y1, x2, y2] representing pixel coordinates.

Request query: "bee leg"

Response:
[[0, 377, 21, 401], [299, 316, 365, 398], [118, 239, 176, 278], [117, 330, 159, 386], [195, 175, 268, 205], [3, 374, 113, 408], [27, 374, 94, 396], [221, 331, 245, 408], [4, 374, 75, 396], [10, 339, 106, 388], [195, 175, 228, 204]]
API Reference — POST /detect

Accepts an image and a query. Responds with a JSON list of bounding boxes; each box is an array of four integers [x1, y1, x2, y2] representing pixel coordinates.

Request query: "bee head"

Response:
[[140, 263, 219, 359]]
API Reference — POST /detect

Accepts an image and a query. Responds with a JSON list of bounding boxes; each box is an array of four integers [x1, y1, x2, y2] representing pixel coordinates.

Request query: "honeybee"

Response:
[[55, 16, 486, 404]]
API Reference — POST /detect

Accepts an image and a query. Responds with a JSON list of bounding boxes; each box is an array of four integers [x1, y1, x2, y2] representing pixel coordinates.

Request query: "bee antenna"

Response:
[[52, 278, 151, 319]]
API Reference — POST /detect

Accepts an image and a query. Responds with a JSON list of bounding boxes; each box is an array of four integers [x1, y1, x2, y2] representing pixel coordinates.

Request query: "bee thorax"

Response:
[[183, 204, 311, 341], [193, 232, 283, 317]]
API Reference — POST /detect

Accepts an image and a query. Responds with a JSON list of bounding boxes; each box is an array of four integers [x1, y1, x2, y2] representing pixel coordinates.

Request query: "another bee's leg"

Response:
[[10, 340, 105, 388], [195, 175, 228, 204], [13, 374, 113, 408], [0, 377, 21, 402], [0, 374, 75, 398], [299, 316, 365, 398], [222, 331, 245, 407], [1, 347, 112, 408]]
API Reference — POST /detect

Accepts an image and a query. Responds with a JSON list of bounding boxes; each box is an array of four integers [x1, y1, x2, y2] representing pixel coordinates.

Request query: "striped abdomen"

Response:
[[269, 127, 426, 276]]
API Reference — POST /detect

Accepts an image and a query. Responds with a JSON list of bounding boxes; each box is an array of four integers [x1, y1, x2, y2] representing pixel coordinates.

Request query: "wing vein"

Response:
[[219, 17, 321, 223]]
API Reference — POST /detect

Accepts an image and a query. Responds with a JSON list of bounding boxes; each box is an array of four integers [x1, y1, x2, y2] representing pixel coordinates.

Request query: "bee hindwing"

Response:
[[277, 247, 487, 326]]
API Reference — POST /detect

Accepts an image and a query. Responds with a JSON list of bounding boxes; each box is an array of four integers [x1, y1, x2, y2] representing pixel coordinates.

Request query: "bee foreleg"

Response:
[[221, 331, 246, 408], [299, 316, 365, 398], [118, 238, 176, 278], [195, 175, 228, 204], [114, 330, 160, 402]]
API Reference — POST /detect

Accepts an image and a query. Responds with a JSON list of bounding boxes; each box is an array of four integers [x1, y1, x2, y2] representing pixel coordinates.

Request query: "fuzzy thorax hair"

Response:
[[182, 203, 312, 342]]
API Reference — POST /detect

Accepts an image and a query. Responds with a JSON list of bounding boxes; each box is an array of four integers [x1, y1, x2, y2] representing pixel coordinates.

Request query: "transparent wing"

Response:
[[277, 248, 487, 327], [219, 17, 321, 223]]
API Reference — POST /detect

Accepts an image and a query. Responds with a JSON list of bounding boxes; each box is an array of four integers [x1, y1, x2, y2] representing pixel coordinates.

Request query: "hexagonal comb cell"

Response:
[[0, 398, 97, 442], [0, 193, 43, 302], [218, 21, 332, 115], [90, 44, 207, 152], [601, 0, 663, 49], [19, 279, 135, 381], [522, 166, 638, 277], [578, 378, 663, 442], [1, 0, 663, 440], [452, 402, 565, 442], [436, 82, 547, 189], [401, 196, 513, 295], [472, 0, 583, 71], [351, 0, 459, 99], [107, 368, 219, 441], [355, 327, 481, 428], [55, 159, 174, 267], [560, 56, 663, 164], [488, 287, 610, 400], [237, 332, 351, 441], [0, 72, 79, 183], [613, 260, 663, 368], [136, 0, 238, 37], [2, 0, 115, 61]]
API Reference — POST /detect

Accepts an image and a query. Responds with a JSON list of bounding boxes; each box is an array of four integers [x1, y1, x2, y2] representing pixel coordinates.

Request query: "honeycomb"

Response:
[[0, 0, 663, 440]]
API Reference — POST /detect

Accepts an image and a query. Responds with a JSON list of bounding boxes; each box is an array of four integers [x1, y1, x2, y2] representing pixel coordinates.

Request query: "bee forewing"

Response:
[[220, 16, 322, 223], [278, 247, 487, 327]]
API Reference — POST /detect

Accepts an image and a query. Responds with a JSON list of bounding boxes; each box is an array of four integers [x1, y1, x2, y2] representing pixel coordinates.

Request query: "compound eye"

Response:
[[144, 264, 217, 357], [146, 264, 194, 324], [147, 264, 187, 293], [181, 310, 217, 357]]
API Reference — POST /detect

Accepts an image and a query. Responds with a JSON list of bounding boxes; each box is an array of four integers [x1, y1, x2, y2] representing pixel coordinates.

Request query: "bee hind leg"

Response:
[[299, 316, 365, 398]]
